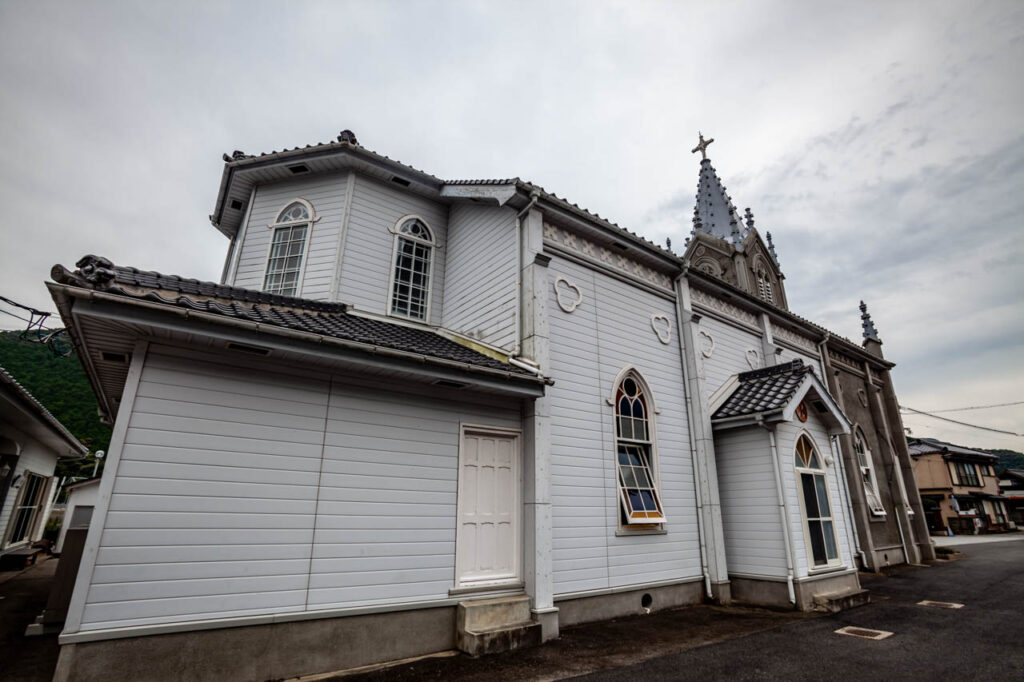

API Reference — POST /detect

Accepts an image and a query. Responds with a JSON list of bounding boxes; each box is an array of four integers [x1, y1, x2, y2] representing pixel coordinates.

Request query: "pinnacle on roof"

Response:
[[860, 301, 881, 342], [691, 133, 747, 244], [766, 231, 780, 266]]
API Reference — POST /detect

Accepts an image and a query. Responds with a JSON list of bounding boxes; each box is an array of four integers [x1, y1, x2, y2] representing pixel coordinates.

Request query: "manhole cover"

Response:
[[917, 600, 963, 609], [835, 626, 893, 640]]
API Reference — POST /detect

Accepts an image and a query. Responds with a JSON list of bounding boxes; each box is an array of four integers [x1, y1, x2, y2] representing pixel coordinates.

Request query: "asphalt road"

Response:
[[574, 538, 1024, 681]]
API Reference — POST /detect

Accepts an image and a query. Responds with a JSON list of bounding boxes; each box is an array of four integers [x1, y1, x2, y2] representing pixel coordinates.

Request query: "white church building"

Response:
[[48, 131, 931, 681]]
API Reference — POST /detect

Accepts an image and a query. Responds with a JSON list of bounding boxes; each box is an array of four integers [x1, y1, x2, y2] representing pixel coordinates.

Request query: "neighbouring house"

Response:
[[48, 131, 928, 682], [1, 366, 88, 566], [55, 477, 100, 555], [909, 437, 1012, 534], [997, 468, 1024, 526]]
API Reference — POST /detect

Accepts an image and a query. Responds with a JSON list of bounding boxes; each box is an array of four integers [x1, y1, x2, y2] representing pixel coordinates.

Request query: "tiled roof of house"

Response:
[[0, 364, 88, 454], [51, 256, 535, 378], [906, 437, 998, 461], [712, 359, 813, 420]]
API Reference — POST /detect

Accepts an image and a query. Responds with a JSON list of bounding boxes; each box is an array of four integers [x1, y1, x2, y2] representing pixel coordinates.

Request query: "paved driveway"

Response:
[[575, 538, 1024, 681]]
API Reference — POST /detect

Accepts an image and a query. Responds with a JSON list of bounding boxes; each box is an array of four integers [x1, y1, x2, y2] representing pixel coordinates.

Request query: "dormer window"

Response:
[[388, 217, 434, 321], [263, 200, 314, 297]]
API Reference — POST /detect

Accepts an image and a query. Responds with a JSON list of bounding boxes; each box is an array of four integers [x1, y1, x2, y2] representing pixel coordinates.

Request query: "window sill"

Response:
[[807, 563, 849, 577], [616, 526, 668, 537]]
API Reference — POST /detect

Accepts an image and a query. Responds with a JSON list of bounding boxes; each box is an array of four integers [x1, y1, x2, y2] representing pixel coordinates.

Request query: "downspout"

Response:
[[674, 271, 713, 599], [513, 189, 541, 359], [818, 334, 866, 568], [864, 361, 912, 564], [760, 417, 796, 605]]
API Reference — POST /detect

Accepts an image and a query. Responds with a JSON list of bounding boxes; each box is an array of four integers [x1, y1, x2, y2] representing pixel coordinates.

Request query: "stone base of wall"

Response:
[[730, 571, 864, 612], [555, 580, 704, 628], [54, 606, 456, 682]]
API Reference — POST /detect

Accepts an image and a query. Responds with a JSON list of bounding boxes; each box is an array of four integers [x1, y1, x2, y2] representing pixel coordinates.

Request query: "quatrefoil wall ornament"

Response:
[[746, 348, 761, 369], [554, 277, 583, 313], [699, 330, 715, 358], [651, 314, 672, 344]]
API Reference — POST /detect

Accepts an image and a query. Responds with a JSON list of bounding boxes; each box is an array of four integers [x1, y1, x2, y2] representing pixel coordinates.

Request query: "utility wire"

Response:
[[923, 400, 1024, 413], [899, 405, 1023, 437]]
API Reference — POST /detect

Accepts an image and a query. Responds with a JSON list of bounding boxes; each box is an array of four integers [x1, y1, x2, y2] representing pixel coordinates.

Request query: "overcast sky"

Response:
[[1, 0, 1021, 450]]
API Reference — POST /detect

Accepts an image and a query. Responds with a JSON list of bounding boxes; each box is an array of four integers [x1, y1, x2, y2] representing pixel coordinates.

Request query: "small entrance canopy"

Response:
[[709, 359, 850, 435]]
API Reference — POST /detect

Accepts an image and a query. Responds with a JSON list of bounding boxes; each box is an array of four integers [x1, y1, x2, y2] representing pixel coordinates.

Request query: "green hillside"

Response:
[[0, 330, 110, 477]]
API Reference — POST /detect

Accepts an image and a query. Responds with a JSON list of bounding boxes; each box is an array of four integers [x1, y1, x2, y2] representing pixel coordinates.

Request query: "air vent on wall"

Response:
[[391, 176, 411, 187], [101, 351, 129, 364], [225, 342, 271, 356], [230, 199, 244, 211], [287, 163, 310, 175], [433, 379, 467, 389]]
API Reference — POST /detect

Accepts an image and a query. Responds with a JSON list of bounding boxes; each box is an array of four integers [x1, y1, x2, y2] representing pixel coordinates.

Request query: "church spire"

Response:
[[692, 132, 745, 244], [860, 301, 880, 342]]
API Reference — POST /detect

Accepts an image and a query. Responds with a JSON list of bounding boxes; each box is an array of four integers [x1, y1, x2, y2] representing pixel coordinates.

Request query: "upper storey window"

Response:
[[388, 217, 434, 321], [264, 200, 313, 297], [756, 267, 774, 304]]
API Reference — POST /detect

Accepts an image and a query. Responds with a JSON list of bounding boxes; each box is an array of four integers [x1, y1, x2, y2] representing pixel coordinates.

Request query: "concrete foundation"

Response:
[[730, 571, 865, 612], [555, 581, 704, 628], [54, 606, 455, 682]]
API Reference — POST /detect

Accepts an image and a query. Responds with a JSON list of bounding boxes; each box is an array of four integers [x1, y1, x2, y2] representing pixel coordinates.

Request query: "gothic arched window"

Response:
[[614, 372, 665, 525], [795, 433, 841, 567], [388, 217, 435, 321], [756, 266, 774, 304], [263, 200, 313, 296], [854, 428, 885, 516]]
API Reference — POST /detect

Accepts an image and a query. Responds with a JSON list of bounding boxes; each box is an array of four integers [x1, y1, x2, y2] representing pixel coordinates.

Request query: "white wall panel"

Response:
[[696, 315, 763, 400], [441, 204, 518, 349], [547, 256, 702, 596]]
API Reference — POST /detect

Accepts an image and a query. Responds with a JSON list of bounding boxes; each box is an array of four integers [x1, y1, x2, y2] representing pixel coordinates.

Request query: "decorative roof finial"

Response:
[[744, 207, 755, 230], [766, 231, 780, 265], [860, 301, 880, 342], [665, 237, 672, 251], [691, 132, 714, 161], [337, 129, 358, 145]]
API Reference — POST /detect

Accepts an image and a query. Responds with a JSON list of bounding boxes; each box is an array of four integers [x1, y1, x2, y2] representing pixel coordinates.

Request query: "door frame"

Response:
[[454, 423, 523, 589]]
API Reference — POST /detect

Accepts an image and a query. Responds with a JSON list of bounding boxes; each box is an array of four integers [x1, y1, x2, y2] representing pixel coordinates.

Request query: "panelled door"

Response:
[[455, 427, 521, 587]]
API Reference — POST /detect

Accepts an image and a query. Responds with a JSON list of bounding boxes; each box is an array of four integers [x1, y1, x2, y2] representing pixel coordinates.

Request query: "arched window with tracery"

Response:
[[614, 372, 665, 525], [388, 217, 434, 321], [795, 433, 840, 567], [854, 428, 885, 516], [755, 265, 774, 304], [263, 200, 312, 296]]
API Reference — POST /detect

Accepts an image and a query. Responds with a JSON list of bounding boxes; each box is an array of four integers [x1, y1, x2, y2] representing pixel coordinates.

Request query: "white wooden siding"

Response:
[[714, 428, 788, 577], [697, 316, 763, 400], [776, 416, 855, 578], [77, 345, 522, 631], [0, 424, 59, 549], [232, 174, 348, 299], [308, 382, 518, 610], [336, 175, 448, 325], [441, 204, 517, 350], [776, 346, 825, 379], [547, 256, 701, 596]]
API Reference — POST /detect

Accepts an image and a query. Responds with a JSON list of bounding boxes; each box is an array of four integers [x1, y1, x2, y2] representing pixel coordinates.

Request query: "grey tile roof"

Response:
[[0, 364, 88, 454], [712, 359, 813, 420], [52, 256, 534, 378], [906, 437, 998, 461]]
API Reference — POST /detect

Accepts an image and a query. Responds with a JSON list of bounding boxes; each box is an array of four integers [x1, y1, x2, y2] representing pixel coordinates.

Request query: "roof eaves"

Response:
[[0, 365, 88, 455]]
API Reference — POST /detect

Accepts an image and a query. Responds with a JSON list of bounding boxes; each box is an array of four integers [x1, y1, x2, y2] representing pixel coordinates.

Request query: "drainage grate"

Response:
[[917, 600, 964, 609], [835, 626, 893, 640]]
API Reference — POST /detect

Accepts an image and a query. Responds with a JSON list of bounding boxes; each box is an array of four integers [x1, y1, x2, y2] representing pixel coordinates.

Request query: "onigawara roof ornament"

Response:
[[337, 129, 359, 145], [691, 132, 714, 161], [860, 300, 880, 342]]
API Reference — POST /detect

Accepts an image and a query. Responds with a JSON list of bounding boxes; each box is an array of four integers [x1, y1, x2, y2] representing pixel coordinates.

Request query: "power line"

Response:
[[900, 405, 1023, 437], [924, 400, 1024, 413]]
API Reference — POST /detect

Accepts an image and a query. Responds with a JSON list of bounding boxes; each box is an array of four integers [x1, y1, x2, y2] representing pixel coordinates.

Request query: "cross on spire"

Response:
[[691, 132, 714, 161]]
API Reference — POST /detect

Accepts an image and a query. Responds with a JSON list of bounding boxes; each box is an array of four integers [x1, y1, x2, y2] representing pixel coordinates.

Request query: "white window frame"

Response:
[[261, 198, 317, 297], [609, 368, 666, 527], [853, 427, 885, 517], [386, 214, 435, 322], [3, 471, 51, 549], [794, 432, 843, 570]]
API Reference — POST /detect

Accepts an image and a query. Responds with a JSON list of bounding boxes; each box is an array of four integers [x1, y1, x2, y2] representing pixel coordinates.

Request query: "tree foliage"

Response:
[[982, 448, 1024, 474], [0, 331, 111, 478]]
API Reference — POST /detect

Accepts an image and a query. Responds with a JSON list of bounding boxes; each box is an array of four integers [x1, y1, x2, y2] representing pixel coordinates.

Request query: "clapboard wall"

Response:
[[696, 315, 763, 400], [546, 255, 702, 597], [714, 428, 789, 578], [74, 344, 520, 631], [441, 204, 518, 350]]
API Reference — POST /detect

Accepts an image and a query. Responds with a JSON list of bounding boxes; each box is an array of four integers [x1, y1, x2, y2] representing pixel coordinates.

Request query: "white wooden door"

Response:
[[455, 427, 521, 587]]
